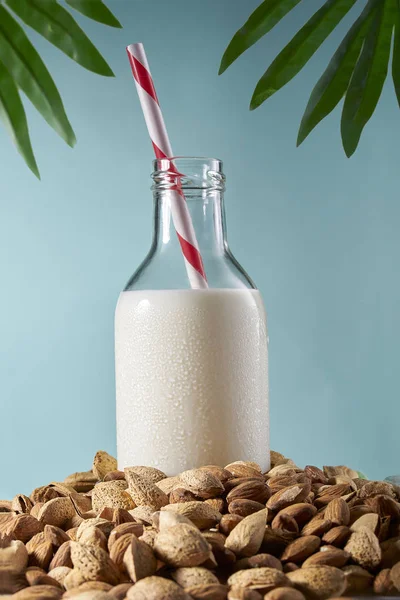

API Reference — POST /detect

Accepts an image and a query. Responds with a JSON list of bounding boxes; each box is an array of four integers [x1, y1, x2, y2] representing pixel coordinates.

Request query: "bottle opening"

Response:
[[152, 156, 225, 191]]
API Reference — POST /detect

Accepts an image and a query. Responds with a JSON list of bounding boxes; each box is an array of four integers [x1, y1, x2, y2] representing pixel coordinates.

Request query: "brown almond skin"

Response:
[[261, 529, 295, 556], [227, 481, 270, 504], [271, 514, 299, 534], [228, 587, 263, 600], [205, 498, 226, 513], [302, 548, 350, 568], [225, 477, 266, 493], [229, 499, 267, 518], [267, 484, 311, 512], [280, 535, 321, 563], [301, 517, 332, 537], [234, 553, 283, 571], [304, 466, 328, 484], [324, 498, 351, 526], [275, 503, 317, 527], [186, 583, 228, 600], [322, 525, 351, 547], [219, 514, 243, 535]]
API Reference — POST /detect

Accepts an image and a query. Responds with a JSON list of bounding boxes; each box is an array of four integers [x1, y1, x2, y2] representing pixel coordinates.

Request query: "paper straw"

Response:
[[126, 43, 208, 289]]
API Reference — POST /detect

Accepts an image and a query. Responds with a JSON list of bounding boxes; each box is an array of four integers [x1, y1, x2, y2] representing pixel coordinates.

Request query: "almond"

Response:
[[43, 525, 70, 549], [109, 532, 134, 571], [225, 462, 263, 479], [302, 548, 349, 568], [162, 501, 222, 529], [267, 485, 311, 512], [227, 481, 270, 505], [301, 516, 332, 537], [324, 498, 350, 526], [126, 575, 192, 600], [275, 504, 317, 527], [234, 553, 282, 571], [49, 541, 73, 570], [123, 466, 166, 484], [123, 534, 157, 581], [156, 476, 181, 495], [179, 469, 224, 499], [78, 525, 108, 551], [225, 509, 267, 557], [219, 514, 243, 535], [154, 523, 210, 567], [321, 525, 351, 547], [229, 500, 266, 518], [288, 566, 346, 600], [38, 497, 76, 528], [228, 567, 291, 593], [125, 471, 168, 511], [281, 535, 320, 563], [152, 509, 194, 531], [5, 514, 44, 543], [344, 526, 381, 569], [271, 514, 299, 534], [11, 495, 34, 514], [92, 451, 118, 481], [91, 481, 135, 513], [199, 466, 233, 484], [70, 541, 120, 585], [304, 467, 328, 485]]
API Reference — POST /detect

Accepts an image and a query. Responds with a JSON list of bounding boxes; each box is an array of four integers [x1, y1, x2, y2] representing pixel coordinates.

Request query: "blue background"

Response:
[[1, 0, 398, 498]]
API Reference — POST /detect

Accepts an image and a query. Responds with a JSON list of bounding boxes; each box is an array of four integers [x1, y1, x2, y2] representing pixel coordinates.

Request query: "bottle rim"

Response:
[[152, 157, 225, 191]]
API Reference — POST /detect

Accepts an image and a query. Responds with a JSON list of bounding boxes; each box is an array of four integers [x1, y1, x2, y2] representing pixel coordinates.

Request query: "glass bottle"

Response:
[[115, 157, 269, 473]]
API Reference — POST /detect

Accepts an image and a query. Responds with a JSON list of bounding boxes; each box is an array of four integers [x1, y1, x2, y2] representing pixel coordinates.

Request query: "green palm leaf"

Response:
[[250, 0, 358, 110], [0, 5, 76, 147], [5, 0, 114, 77], [66, 0, 122, 28], [392, 3, 400, 106], [297, 0, 376, 146], [0, 58, 39, 178], [219, 0, 301, 75], [341, 0, 396, 157]]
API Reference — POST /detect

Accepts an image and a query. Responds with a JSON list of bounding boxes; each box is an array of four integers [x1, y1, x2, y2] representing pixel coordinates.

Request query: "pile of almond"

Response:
[[1, 450, 400, 600]]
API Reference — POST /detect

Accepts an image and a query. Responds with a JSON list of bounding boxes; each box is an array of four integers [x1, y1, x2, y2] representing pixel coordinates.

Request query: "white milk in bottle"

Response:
[[115, 157, 270, 473]]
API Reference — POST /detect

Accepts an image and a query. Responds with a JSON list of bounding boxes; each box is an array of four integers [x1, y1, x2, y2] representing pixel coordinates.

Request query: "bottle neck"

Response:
[[152, 189, 227, 255]]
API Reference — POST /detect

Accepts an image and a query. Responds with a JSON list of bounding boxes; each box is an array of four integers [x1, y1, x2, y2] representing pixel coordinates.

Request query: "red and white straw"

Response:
[[126, 43, 208, 289]]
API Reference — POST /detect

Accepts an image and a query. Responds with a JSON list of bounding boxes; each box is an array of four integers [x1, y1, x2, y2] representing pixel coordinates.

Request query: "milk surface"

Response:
[[115, 289, 269, 473]]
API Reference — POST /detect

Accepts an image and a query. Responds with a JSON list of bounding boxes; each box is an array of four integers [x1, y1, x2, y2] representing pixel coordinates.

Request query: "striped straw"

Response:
[[126, 43, 208, 289]]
